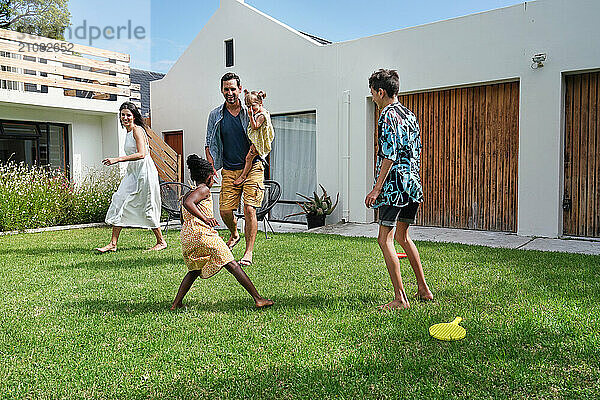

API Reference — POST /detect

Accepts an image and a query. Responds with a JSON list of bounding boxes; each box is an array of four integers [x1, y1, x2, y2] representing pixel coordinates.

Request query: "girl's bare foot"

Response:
[[170, 302, 183, 311], [96, 244, 117, 253], [377, 299, 410, 310], [146, 242, 167, 251], [414, 290, 434, 301], [255, 298, 274, 308]]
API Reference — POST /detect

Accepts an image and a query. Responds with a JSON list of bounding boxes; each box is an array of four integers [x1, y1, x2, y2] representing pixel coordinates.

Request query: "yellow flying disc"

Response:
[[429, 317, 466, 341]]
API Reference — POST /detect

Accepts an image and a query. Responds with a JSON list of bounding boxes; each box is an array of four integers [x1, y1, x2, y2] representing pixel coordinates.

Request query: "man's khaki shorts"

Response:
[[219, 162, 265, 211]]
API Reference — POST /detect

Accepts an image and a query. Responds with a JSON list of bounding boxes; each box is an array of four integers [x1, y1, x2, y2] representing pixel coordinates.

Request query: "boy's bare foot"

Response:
[[377, 299, 410, 310], [170, 302, 183, 311], [146, 242, 167, 251], [233, 176, 246, 186], [414, 290, 434, 301], [96, 244, 117, 253], [255, 298, 274, 308]]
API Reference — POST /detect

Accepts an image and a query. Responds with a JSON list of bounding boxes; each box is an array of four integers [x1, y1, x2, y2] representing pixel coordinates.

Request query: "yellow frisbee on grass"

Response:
[[429, 317, 466, 341]]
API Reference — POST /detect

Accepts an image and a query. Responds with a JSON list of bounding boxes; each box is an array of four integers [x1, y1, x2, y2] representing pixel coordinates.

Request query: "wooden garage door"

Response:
[[375, 81, 519, 232], [563, 72, 600, 237]]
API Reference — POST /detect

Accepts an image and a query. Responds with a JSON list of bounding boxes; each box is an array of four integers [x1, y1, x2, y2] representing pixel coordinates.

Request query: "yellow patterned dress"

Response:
[[248, 110, 275, 158], [180, 195, 234, 278]]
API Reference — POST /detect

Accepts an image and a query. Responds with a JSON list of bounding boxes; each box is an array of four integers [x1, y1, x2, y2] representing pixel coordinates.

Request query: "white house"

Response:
[[151, 0, 600, 239], [0, 29, 139, 182]]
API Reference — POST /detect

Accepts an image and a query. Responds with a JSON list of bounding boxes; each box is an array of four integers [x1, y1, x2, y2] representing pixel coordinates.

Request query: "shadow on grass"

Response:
[[103, 318, 594, 399], [0, 245, 152, 257], [63, 293, 386, 316], [46, 254, 179, 271]]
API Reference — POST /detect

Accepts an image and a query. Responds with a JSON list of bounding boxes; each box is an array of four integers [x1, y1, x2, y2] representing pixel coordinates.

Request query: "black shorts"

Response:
[[378, 202, 420, 227]]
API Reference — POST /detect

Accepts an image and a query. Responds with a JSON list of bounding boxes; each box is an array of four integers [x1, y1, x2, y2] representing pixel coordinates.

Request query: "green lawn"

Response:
[[0, 228, 599, 399]]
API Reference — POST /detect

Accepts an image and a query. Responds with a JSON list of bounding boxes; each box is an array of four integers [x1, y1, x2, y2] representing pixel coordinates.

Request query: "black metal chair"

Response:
[[159, 181, 192, 231], [235, 179, 281, 239]]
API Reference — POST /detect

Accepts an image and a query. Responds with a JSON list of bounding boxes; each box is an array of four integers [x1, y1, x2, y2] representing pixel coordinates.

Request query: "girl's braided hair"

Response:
[[187, 154, 213, 185]]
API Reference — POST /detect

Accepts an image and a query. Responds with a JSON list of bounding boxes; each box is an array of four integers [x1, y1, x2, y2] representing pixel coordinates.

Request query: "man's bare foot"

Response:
[[170, 302, 183, 311], [146, 242, 167, 251], [226, 233, 241, 249], [239, 250, 253, 266], [414, 290, 434, 301], [255, 298, 274, 308], [377, 299, 410, 310], [96, 244, 117, 253], [233, 176, 246, 186]]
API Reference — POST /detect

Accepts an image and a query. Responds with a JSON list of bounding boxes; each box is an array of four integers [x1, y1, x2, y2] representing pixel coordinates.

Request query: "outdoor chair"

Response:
[[159, 181, 192, 231], [235, 179, 281, 239]]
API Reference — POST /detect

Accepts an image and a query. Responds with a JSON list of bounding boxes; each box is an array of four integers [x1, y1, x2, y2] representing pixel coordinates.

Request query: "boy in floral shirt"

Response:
[[365, 69, 433, 310]]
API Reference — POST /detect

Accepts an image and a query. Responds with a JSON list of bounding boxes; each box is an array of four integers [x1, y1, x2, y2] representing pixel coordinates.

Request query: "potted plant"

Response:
[[287, 184, 339, 229]]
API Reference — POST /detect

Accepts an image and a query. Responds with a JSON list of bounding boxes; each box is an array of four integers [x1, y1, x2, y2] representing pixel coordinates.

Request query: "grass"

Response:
[[0, 227, 599, 399]]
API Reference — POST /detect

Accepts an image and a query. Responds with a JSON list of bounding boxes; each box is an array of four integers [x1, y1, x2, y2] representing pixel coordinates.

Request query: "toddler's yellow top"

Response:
[[248, 110, 275, 158]]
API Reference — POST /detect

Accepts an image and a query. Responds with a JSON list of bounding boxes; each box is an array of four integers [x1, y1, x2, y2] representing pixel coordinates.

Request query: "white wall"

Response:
[[152, 0, 600, 238], [0, 102, 121, 181]]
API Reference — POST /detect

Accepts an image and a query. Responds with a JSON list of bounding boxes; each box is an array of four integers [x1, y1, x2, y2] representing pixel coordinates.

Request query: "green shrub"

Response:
[[67, 167, 121, 225], [0, 162, 120, 232]]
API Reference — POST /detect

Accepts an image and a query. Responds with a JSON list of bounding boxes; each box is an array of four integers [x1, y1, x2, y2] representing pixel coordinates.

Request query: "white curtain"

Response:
[[270, 112, 317, 223]]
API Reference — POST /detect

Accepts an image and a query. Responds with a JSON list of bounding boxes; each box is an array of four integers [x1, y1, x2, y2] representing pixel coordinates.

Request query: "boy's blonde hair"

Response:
[[244, 89, 267, 106]]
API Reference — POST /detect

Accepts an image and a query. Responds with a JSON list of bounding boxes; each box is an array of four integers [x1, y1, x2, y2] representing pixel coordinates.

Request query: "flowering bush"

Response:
[[0, 162, 120, 232]]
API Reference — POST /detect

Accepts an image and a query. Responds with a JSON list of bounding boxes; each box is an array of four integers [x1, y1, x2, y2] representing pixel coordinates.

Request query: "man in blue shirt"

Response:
[[205, 73, 264, 266], [365, 69, 433, 310]]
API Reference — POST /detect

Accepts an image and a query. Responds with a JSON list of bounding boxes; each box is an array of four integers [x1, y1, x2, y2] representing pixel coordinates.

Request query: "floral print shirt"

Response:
[[373, 101, 423, 208]]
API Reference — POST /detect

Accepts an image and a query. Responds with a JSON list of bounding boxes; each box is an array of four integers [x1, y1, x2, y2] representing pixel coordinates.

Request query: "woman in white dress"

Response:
[[96, 102, 167, 252]]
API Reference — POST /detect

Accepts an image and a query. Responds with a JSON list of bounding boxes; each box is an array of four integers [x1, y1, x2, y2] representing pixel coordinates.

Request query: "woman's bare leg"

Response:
[[96, 226, 122, 252], [147, 227, 167, 251]]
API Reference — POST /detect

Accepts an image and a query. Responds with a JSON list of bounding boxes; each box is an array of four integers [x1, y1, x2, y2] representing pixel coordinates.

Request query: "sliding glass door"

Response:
[[270, 112, 317, 223]]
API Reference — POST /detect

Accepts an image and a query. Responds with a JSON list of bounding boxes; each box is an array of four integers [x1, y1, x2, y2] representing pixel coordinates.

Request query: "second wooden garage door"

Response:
[[384, 81, 520, 232]]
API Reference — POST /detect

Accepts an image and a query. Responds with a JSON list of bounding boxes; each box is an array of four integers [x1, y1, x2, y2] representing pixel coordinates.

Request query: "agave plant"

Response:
[[287, 184, 339, 217]]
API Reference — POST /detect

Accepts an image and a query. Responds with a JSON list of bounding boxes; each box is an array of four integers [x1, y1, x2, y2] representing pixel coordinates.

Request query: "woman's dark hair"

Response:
[[221, 72, 241, 88], [119, 102, 147, 130], [368, 69, 400, 98], [187, 154, 213, 185]]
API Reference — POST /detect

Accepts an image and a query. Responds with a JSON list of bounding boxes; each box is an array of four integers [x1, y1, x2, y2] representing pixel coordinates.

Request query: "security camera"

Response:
[[532, 53, 546, 63], [531, 53, 547, 69]]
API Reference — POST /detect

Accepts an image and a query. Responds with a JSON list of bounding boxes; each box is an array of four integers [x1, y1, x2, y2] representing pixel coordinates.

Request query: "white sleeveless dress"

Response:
[[105, 128, 161, 229]]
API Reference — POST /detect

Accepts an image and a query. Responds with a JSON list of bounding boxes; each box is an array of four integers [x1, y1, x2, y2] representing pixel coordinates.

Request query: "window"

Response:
[[0, 120, 69, 173], [225, 39, 234, 67], [270, 112, 317, 223]]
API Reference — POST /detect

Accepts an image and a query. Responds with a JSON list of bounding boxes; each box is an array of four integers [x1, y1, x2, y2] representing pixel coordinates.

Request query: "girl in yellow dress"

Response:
[[233, 89, 275, 186], [171, 154, 274, 310]]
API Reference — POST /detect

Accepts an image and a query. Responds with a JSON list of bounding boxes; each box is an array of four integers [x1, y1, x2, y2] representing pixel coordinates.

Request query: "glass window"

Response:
[[1, 121, 68, 173], [225, 39, 234, 67], [270, 112, 317, 223], [2, 122, 39, 136], [0, 138, 37, 165]]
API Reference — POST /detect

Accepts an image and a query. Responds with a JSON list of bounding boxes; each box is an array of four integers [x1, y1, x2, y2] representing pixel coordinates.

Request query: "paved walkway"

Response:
[[141, 220, 600, 256], [308, 222, 600, 256], [2, 220, 598, 256]]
